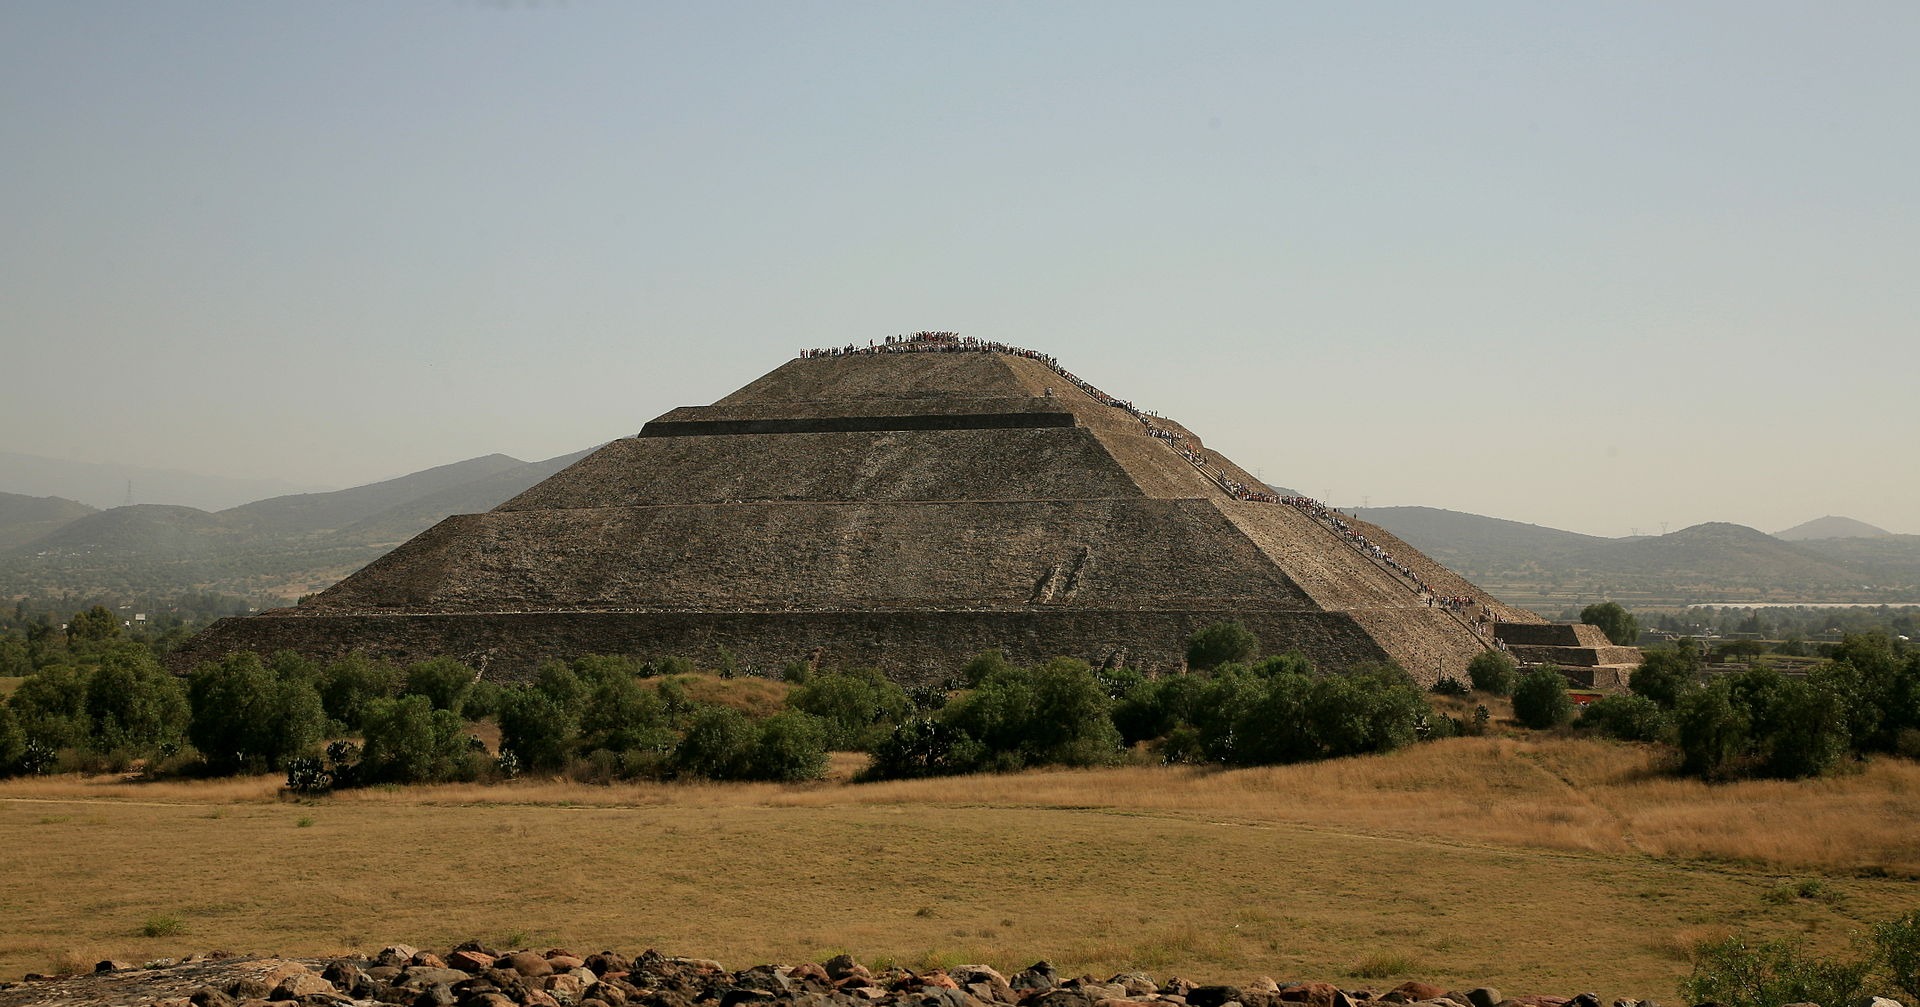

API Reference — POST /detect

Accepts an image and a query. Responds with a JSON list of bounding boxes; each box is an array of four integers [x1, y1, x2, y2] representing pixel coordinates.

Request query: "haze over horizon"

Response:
[[4, 2, 1915, 539]]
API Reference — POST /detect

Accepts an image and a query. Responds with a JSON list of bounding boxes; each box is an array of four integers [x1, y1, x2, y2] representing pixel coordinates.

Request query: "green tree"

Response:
[[1675, 678, 1751, 780], [787, 668, 912, 751], [358, 695, 481, 784], [1022, 658, 1123, 767], [401, 657, 476, 714], [671, 705, 758, 779], [1753, 677, 1850, 779], [83, 647, 188, 755], [1186, 621, 1260, 671], [578, 672, 672, 755], [66, 605, 121, 645], [7, 664, 91, 752], [1511, 667, 1574, 730], [1578, 693, 1669, 742], [1112, 672, 1208, 746], [749, 710, 830, 781], [1630, 644, 1701, 709], [496, 686, 581, 773], [1580, 601, 1639, 646], [186, 652, 326, 774], [0, 704, 26, 776], [1466, 650, 1517, 696], [317, 655, 401, 731]]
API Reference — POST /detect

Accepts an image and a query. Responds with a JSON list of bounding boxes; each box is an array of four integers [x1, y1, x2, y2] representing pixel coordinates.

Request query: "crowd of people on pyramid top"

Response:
[[795, 332, 1146, 415], [796, 332, 1504, 635]]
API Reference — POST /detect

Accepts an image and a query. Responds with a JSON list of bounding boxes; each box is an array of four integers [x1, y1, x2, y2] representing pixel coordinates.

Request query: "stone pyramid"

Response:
[[181, 334, 1543, 683]]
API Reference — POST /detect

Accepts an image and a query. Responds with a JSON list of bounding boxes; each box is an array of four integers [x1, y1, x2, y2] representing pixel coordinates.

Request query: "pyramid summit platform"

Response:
[[179, 333, 1546, 683]]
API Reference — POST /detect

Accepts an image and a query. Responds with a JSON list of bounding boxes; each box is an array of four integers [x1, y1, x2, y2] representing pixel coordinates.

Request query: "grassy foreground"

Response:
[[2, 736, 1917, 1000]]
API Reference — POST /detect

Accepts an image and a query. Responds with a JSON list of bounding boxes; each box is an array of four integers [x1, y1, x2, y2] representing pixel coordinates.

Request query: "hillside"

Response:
[[220, 454, 530, 537], [1365, 507, 1916, 609], [0, 451, 593, 599], [1775, 515, 1892, 540], [0, 492, 95, 550], [333, 447, 594, 545]]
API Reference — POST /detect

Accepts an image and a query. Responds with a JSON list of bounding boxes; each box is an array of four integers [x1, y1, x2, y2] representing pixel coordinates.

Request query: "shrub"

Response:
[[646, 655, 697, 678], [1186, 621, 1260, 671], [497, 685, 580, 774], [960, 650, 1015, 688], [578, 672, 673, 755], [0, 704, 26, 777], [1431, 674, 1469, 696], [862, 718, 983, 780], [672, 706, 758, 779], [83, 648, 188, 756], [317, 655, 401, 731], [1676, 678, 1751, 780], [1753, 676, 1851, 779], [787, 668, 912, 751], [750, 710, 830, 781], [1631, 644, 1701, 709], [401, 657, 476, 714], [462, 678, 503, 720], [1681, 935, 1870, 1007], [358, 695, 482, 784], [1112, 673, 1207, 746], [1511, 667, 1574, 730], [1466, 650, 1517, 696], [1873, 910, 1920, 1003], [1579, 693, 1669, 742], [7, 663, 91, 753]]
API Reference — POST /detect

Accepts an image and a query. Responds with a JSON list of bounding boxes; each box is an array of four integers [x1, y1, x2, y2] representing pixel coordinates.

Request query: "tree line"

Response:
[[0, 619, 1446, 787], [3, 604, 1915, 788]]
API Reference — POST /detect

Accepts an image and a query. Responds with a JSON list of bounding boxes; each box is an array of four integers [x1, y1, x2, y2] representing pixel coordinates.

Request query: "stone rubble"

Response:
[[0, 947, 1706, 1007]]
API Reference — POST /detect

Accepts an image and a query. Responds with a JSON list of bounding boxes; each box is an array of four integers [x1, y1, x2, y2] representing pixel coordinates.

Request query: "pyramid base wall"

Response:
[[171, 609, 1396, 684]]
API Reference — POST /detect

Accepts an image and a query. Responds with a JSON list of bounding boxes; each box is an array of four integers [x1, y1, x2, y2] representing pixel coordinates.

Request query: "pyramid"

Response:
[[179, 334, 1545, 683]]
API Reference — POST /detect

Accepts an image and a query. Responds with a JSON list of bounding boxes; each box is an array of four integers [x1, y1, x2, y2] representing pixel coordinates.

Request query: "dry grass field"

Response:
[[2, 736, 1917, 1001]]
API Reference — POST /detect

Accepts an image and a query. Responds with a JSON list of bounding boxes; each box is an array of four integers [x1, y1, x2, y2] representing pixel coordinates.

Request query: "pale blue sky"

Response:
[[2, 1, 1915, 536]]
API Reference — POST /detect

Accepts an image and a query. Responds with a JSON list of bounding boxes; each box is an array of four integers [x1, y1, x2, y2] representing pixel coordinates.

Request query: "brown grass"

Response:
[[651, 673, 793, 719], [0, 676, 22, 698], [2, 737, 1917, 999]]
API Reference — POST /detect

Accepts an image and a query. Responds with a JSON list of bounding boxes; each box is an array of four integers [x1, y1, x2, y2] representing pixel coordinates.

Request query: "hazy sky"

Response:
[[2, 1, 1915, 537]]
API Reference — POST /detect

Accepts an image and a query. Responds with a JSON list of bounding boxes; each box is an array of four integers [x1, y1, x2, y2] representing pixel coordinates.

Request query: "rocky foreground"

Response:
[[0, 945, 1681, 1007]]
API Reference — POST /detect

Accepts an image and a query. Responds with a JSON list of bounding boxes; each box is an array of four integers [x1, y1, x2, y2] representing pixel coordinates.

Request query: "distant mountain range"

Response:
[[0, 452, 327, 512], [1359, 506, 1918, 610], [0, 449, 593, 599], [1774, 515, 1892, 541], [1, 454, 1911, 611]]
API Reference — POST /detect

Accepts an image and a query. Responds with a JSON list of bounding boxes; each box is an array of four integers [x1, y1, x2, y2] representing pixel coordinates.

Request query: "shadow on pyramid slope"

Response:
[[178, 334, 1549, 683]]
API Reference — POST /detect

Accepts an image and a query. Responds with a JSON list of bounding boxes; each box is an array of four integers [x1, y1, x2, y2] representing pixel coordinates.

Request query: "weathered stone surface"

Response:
[[1466, 990, 1502, 1007], [268, 971, 337, 1000], [379, 947, 420, 968], [500, 953, 556, 979], [397, 967, 474, 990], [1013, 963, 1059, 993], [449, 951, 497, 974], [0, 946, 1673, 1007], [1278, 984, 1339, 1007], [1393, 986, 1446, 1003]]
